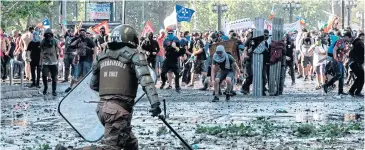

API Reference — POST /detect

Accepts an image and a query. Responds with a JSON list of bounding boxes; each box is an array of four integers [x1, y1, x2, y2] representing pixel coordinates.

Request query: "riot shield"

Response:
[[58, 66, 157, 142]]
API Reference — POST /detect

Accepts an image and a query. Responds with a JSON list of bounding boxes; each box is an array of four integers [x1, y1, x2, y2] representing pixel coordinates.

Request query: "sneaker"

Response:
[[355, 93, 364, 98], [338, 92, 348, 96], [297, 75, 303, 79], [43, 90, 47, 95], [160, 83, 165, 89], [315, 86, 321, 90], [166, 85, 172, 89], [212, 96, 219, 102], [322, 84, 328, 94], [65, 87, 72, 93], [304, 76, 308, 81], [52, 92, 57, 96], [61, 80, 68, 83]]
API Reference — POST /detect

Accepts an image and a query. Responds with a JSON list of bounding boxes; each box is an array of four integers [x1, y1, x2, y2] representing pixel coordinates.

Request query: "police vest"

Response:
[[98, 48, 139, 99]]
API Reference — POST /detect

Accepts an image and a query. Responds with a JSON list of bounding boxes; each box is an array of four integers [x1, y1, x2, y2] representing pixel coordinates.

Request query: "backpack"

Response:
[[328, 35, 340, 56], [269, 40, 284, 64]]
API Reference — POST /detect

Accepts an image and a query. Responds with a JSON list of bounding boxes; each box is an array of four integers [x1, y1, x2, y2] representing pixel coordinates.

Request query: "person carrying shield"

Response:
[[57, 24, 162, 150]]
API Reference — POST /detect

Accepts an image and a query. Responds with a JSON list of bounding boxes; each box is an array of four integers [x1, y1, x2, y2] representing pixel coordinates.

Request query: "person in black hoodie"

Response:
[[141, 32, 160, 69], [40, 28, 62, 96], [348, 32, 364, 97]]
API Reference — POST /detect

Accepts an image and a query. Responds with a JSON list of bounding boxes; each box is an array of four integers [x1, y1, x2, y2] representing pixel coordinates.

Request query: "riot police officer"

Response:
[[56, 24, 162, 150]]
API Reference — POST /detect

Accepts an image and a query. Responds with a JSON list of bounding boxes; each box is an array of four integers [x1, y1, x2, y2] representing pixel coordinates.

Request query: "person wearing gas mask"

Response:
[[160, 29, 185, 92], [141, 32, 160, 70], [71, 28, 96, 79], [95, 26, 109, 53], [40, 28, 62, 96]]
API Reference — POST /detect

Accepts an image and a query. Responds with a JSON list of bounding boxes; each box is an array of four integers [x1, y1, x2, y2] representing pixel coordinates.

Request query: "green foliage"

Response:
[[196, 117, 277, 137], [293, 121, 364, 138], [156, 126, 168, 136]]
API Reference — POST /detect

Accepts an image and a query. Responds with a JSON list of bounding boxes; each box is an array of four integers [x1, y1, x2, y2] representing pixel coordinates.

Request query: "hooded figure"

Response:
[[42, 28, 54, 48], [213, 45, 230, 70]]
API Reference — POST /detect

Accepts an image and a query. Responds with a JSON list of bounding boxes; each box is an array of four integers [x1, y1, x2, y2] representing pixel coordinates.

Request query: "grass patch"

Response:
[[293, 121, 364, 138], [196, 117, 276, 137]]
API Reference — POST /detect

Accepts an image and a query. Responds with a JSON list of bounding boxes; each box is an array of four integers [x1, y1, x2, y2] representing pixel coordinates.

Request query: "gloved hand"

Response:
[[149, 102, 162, 117]]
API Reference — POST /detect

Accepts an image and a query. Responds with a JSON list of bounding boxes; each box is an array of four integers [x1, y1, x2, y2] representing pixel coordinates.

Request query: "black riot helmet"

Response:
[[109, 24, 139, 50]]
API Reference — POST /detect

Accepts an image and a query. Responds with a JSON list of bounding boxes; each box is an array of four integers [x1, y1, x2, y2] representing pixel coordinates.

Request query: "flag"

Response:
[[269, 5, 275, 20], [42, 19, 50, 29], [141, 20, 155, 37], [92, 21, 110, 34], [175, 5, 195, 22], [164, 10, 177, 29]]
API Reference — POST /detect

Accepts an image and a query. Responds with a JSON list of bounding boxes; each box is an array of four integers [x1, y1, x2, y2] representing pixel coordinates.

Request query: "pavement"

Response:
[[0, 75, 364, 150]]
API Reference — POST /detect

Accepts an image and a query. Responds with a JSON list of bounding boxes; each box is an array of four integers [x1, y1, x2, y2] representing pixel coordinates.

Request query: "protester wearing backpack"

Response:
[[322, 31, 352, 96], [40, 28, 62, 96]]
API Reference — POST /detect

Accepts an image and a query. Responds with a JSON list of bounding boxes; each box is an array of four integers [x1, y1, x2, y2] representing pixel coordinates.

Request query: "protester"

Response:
[[348, 32, 364, 97], [40, 28, 62, 96], [28, 31, 41, 88]]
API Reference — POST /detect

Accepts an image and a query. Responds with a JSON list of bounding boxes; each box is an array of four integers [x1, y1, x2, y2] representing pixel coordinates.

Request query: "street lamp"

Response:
[[282, 1, 301, 23], [212, 3, 228, 31], [356, 11, 364, 30], [345, 0, 357, 27]]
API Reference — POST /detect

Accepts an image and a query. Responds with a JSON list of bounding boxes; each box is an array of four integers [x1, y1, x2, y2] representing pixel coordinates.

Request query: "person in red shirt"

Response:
[[156, 29, 166, 77]]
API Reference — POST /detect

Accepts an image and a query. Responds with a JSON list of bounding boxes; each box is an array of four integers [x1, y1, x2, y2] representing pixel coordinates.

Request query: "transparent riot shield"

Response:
[[58, 66, 157, 142]]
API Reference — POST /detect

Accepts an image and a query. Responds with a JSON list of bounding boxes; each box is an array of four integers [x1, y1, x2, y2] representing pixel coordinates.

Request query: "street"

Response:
[[0, 76, 363, 150]]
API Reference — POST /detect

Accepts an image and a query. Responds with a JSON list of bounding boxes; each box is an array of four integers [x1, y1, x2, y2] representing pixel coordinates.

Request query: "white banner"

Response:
[[225, 19, 301, 34]]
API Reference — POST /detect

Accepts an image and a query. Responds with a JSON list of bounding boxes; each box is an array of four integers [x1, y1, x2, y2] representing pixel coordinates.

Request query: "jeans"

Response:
[[42, 65, 58, 93], [325, 60, 344, 93], [78, 60, 92, 78], [285, 61, 295, 83], [30, 61, 41, 86], [1, 55, 10, 79], [63, 54, 76, 81]]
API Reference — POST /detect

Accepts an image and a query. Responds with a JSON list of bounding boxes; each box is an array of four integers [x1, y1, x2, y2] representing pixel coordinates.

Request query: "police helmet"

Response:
[[109, 24, 139, 49]]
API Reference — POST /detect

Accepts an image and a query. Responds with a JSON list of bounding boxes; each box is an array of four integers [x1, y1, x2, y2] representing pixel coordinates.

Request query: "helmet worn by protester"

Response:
[[109, 24, 139, 49]]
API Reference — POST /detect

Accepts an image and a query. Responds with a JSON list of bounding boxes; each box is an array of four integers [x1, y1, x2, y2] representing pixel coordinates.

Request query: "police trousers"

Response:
[[94, 100, 138, 150]]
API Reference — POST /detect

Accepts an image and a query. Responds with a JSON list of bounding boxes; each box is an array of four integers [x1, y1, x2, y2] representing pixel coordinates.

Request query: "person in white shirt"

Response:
[[300, 32, 315, 81], [313, 38, 328, 89]]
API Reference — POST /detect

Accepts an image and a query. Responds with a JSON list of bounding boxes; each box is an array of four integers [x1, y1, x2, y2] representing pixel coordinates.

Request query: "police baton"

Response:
[[158, 115, 193, 150]]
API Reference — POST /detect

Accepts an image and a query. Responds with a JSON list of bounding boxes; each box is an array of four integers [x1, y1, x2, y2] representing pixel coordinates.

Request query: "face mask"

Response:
[[101, 31, 105, 35], [167, 34, 174, 40]]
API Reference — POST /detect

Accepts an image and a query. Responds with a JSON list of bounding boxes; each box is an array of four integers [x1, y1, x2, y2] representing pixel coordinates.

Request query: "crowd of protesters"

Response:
[[1, 24, 363, 101]]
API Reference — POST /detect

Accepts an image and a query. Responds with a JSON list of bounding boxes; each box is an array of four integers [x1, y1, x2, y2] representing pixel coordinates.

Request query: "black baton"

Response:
[[163, 99, 167, 118], [158, 115, 193, 150]]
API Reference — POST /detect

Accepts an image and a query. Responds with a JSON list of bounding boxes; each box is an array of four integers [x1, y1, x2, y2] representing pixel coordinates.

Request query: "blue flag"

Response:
[[42, 19, 50, 27], [175, 5, 195, 22]]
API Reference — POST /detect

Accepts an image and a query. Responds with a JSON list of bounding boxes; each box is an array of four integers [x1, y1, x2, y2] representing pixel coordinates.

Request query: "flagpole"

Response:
[[193, 0, 197, 30]]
